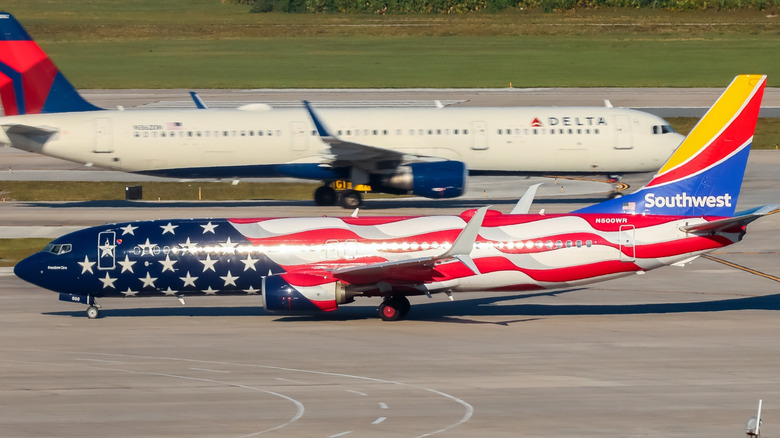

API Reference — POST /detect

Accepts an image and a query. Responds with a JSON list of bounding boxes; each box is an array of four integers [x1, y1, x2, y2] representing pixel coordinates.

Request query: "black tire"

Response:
[[314, 185, 337, 206], [379, 300, 402, 321], [338, 190, 362, 209]]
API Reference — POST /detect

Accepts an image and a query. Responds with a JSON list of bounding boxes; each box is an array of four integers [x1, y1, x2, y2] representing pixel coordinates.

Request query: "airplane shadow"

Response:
[[43, 289, 780, 324]]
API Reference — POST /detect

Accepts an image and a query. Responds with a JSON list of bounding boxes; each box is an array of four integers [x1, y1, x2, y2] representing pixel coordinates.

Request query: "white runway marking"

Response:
[[379, 402, 388, 409], [275, 377, 305, 384], [346, 389, 367, 396], [70, 351, 475, 437], [190, 367, 231, 373], [328, 432, 352, 438], [372, 417, 387, 425]]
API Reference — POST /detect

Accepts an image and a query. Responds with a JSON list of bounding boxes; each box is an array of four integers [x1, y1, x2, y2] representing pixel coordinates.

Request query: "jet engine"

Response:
[[373, 160, 467, 199], [262, 273, 352, 313]]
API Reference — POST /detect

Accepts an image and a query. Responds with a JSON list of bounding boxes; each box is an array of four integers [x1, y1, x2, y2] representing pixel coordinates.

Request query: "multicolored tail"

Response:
[[576, 74, 766, 218], [0, 12, 101, 115]]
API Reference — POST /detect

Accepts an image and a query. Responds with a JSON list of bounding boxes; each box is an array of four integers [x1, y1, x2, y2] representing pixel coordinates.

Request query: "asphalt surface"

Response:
[[1, 90, 780, 437]]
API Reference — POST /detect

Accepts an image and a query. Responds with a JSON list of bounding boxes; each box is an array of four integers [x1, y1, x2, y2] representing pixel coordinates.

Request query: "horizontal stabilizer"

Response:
[[681, 204, 779, 234], [2, 123, 58, 142]]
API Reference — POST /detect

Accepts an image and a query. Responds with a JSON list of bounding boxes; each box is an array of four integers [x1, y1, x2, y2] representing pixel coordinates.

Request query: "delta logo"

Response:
[[644, 192, 733, 209], [530, 118, 542, 127]]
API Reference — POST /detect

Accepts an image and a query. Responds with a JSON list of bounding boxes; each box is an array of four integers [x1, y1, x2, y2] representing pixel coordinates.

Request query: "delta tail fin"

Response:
[[576, 74, 766, 218], [0, 12, 101, 115]]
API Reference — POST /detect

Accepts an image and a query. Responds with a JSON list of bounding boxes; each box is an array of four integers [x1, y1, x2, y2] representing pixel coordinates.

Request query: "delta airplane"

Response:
[[14, 75, 776, 321], [0, 13, 684, 208]]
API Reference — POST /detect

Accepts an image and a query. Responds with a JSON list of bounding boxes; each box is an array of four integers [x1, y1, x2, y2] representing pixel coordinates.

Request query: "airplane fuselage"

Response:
[[1, 106, 683, 178], [15, 211, 740, 307]]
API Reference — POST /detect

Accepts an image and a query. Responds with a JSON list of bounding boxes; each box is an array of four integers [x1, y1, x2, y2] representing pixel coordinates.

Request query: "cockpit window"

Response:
[[43, 243, 72, 255], [652, 125, 676, 134]]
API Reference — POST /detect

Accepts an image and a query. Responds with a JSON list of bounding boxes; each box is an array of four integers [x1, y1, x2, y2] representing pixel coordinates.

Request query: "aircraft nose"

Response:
[[14, 253, 46, 286]]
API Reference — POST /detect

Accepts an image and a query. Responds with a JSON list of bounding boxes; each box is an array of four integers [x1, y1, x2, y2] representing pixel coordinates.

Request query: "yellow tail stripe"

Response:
[[657, 75, 764, 175]]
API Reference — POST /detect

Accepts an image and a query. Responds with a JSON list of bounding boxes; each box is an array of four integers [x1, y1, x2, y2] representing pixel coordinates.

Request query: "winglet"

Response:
[[441, 206, 489, 274], [303, 100, 335, 138], [510, 183, 542, 214], [189, 92, 208, 109]]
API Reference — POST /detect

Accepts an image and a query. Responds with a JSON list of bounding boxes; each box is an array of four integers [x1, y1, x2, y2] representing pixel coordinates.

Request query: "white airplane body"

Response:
[[0, 12, 683, 206]]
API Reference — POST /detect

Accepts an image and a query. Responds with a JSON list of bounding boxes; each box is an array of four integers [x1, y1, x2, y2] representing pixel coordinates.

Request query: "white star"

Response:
[[200, 254, 218, 273], [78, 255, 96, 275], [138, 238, 157, 256], [120, 223, 139, 236], [99, 272, 117, 289], [159, 254, 177, 273], [201, 221, 218, 234], [220, 237, 238, 254], [121, 288, 138, 297], [244, 286, 260, 295], [98, 239, 115, 259], [180, 271, 198, 288], [220, 270, 239, 287], [162, 286, 178, 296], [203, 286, 218, 295], [240, 254, 258, 272], [160, 222, 179, 235], [139, 272, 158, 289], [179, 237, 198, 253], [118, 254, 136, 274]]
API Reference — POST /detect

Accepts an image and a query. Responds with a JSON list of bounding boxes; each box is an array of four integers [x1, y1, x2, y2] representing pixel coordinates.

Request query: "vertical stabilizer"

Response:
[[576, 75, 766, 217], [0, 12, 101, 115]]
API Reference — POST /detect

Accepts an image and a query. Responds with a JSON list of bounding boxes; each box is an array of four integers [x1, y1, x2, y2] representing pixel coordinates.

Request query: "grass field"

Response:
[[3, 1, 779, 88]]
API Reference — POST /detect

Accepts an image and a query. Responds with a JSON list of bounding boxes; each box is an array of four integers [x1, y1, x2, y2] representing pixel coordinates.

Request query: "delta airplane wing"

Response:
[[0, 12, 684, 208], [14, 75, 776, 321]]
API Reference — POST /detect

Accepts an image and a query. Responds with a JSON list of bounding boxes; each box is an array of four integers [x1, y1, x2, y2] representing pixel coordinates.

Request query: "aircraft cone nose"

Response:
[[14, 253, 44, 286]]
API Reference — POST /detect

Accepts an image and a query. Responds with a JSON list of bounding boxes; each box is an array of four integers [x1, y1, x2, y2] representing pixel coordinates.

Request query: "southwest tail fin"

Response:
[[0, 12, 101, 115], [576, 74, 766, 217]]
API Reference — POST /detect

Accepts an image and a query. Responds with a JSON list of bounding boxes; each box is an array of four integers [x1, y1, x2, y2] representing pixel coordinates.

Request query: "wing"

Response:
[[330, 207, 489, 287], [681, 204, 779, 234], [303, 101, 408, 173]]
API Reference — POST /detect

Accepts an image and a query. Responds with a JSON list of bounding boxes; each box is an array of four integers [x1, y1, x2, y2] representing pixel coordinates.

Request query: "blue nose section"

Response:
[[14, 253, 46, 286]]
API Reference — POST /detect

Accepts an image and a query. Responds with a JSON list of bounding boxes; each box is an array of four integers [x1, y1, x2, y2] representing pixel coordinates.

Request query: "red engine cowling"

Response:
[[262, 273, 350, 313]]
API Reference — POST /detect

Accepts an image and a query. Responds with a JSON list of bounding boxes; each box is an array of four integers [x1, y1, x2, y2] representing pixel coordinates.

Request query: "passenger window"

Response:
[[576, 240, 582, 248], [565, 240, 573, 248], [586, 240, 593, 247]]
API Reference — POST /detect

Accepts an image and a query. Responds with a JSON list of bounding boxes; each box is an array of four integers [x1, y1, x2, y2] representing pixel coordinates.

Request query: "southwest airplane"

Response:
[[0, 13, 684, 208], [14, 75, 776, 321]]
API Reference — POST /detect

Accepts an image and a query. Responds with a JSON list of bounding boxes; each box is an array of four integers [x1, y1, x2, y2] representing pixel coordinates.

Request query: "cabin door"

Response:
[[618, 225, 635, 262], [97, 231, 116, 270], [471, 121, 488, 150], [290, 121, 308, 151], [613, 115, 632, 149], [93, 118, 114, 153]]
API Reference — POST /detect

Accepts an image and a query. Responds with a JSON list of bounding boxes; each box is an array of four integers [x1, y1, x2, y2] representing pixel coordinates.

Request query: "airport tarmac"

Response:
[[2, 156, 780, 436]]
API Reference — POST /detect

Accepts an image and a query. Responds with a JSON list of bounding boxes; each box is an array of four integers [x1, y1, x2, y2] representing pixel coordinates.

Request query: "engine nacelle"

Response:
[[262, 273, 350, 313], [373, 160, 466, 199]]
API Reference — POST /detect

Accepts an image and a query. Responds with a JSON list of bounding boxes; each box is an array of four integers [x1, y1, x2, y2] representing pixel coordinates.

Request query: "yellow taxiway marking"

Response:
[[702, 255, 780, 283]]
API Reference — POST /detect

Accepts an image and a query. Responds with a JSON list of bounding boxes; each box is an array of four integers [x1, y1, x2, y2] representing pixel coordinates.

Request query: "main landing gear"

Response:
[[378, 296, 411, 321], [313, 185, 363, 209]]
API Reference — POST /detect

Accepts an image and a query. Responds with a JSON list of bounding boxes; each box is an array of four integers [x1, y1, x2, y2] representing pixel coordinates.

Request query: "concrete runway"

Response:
[[1, 90, 780, 437]]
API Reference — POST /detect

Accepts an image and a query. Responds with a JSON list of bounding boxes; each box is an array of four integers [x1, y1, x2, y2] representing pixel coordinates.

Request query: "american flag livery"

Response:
[[14, 75, 778, 320]]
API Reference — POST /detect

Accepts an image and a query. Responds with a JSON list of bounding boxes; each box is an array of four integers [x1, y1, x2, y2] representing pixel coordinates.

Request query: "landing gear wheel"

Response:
[[338, 190, 363, 209], [379, 301, 401, 321], [314, 185, 337, 206], [86, 305, 100, 319], [379, 296, 410, 321]]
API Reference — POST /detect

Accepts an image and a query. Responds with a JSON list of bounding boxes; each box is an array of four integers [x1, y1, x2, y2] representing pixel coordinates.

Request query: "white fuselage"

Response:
[[1, 106, 683, 177]]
